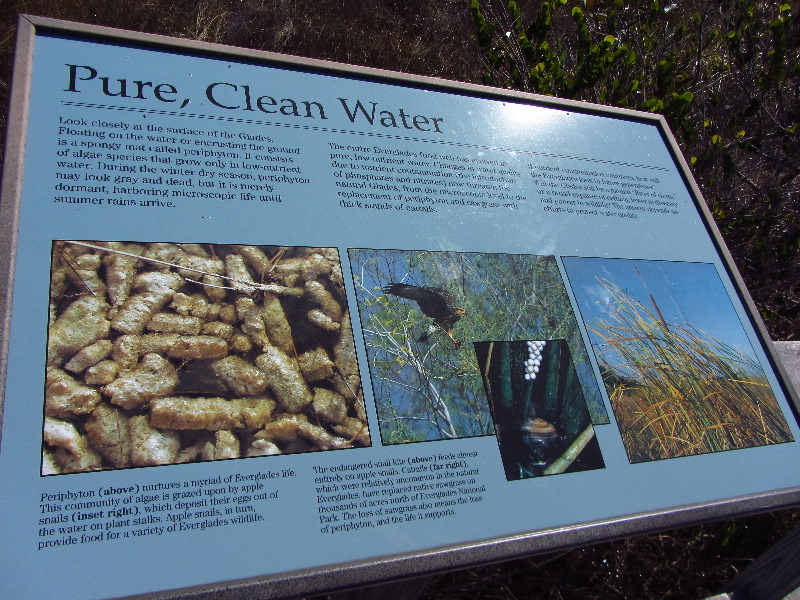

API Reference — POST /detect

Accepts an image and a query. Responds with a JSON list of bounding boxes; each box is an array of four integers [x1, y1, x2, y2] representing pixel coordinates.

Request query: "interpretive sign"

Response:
[[1, 16, 798, 599]]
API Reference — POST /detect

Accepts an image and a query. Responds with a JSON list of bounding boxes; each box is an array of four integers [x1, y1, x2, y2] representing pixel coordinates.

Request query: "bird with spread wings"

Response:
[[382, 283, 464, 348]]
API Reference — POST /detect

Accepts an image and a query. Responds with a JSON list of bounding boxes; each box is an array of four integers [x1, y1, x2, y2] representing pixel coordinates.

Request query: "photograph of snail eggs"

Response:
[[474, 339, 605, 481]]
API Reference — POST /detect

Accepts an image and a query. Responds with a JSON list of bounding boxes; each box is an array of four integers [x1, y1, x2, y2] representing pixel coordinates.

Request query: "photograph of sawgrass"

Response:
[[562, 257, 793, 463]]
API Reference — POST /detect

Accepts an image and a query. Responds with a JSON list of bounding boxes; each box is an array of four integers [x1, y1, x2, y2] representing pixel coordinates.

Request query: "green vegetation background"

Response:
[[0, 1, 798, 598]]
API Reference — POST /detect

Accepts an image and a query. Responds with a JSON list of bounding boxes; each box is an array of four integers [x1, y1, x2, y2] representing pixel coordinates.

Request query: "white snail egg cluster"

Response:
[[524, 340, 546, 380]]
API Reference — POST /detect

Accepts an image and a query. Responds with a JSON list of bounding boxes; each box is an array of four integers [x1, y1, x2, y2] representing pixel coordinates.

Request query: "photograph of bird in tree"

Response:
[[348, 248, 608, 445], [382, 283, 465, 348]]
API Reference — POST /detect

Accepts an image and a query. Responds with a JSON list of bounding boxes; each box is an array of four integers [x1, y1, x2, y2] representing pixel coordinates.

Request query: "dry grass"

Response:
[[416, 507, 800, 600], [305, 506, 800, 599], [590, 279, 792, 462]]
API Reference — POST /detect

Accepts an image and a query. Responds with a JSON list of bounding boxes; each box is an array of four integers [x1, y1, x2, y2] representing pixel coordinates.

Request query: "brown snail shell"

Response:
[[521, 418, 558, 450], [522, 418, 557, 436]]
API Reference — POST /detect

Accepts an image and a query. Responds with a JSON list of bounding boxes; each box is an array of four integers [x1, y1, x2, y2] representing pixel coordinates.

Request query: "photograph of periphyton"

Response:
[[43, 241, 369, 475], [562, 257, 793, 463], [348, 248, 607, 445], [475, 339, 605, 480]]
